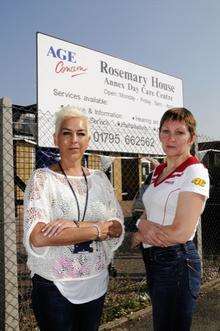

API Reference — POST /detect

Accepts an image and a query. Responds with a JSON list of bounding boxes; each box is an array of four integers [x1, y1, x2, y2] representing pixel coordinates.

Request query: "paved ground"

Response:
[[100, 279, 220, 331]]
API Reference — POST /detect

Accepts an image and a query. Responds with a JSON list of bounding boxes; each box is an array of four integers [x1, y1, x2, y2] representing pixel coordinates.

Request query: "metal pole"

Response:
[[0, 98, 5, 331], [0, 97, 20, 330]]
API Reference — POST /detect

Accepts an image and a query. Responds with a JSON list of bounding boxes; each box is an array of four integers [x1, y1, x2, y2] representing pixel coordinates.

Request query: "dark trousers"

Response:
[[142, 241, 201, 331], [32, 274, 105, 331]]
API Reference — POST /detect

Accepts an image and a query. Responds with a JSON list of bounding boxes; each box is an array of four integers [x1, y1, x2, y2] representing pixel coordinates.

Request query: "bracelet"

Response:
[[92, 224, 101, 240], [136, 218, 142, 229]]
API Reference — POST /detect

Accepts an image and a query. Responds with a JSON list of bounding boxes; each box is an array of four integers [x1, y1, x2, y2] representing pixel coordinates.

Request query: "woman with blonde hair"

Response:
[[23, 105, 124, 331]]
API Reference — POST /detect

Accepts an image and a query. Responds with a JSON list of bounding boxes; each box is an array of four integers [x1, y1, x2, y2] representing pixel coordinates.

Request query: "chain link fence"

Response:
[[197, 135, 220, 258], [1, 98, 219, 329]]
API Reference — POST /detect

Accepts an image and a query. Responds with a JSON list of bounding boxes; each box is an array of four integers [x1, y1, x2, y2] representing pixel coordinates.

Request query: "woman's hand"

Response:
[[131, 231, 143, 249], [138, 219, 170, 247], [108, 220, 123, 238], [95, 221, 114, 240], [41, 220, 77, 237]]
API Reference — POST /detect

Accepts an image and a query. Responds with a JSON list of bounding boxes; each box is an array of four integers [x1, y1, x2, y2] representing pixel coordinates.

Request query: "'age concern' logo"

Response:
[[47, 46, 87, 78]]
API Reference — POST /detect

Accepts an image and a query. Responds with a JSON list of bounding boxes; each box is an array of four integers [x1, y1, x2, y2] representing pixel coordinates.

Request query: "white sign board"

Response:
[[37, 32, 183, 153]]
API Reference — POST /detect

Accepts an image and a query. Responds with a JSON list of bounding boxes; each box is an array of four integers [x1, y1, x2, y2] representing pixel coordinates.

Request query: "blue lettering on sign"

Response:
[[47, 46, 76, 63]]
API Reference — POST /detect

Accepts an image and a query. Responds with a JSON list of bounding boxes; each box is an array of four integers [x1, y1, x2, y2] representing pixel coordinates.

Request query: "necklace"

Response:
[[58, 162, 89, 223]]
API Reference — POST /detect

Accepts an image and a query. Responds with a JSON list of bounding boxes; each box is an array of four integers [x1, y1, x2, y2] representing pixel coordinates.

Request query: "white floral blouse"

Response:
[[23, 168, 124, 281]]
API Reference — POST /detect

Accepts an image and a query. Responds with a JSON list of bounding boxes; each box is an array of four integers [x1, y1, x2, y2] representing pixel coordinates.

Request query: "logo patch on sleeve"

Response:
[[191, 178, 206, 187]]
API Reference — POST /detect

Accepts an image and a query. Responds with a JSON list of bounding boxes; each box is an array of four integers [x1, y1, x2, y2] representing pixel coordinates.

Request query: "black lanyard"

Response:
[[58, 162, 89, 223]]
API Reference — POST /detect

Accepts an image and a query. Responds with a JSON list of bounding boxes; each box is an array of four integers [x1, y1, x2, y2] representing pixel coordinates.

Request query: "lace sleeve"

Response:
[[23, 169, 51, 257], [98, 172, 124, 260]]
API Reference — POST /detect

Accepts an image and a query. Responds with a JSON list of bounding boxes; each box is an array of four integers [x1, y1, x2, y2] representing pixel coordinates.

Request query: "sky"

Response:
[[1, 0, 219, 139]]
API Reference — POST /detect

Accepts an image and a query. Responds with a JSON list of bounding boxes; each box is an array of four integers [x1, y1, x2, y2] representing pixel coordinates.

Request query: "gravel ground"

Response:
[[100, 235, 220, 331], [100, 279, 220, 331]]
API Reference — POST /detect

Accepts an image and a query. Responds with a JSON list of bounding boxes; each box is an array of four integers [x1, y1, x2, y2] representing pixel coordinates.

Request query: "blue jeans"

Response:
[[142, 241, 201, 331], [32, 274, 105, 331]]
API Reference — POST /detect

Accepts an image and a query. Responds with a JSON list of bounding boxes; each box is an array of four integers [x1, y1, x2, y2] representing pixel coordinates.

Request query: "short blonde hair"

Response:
[[54, 105, 91, 136]]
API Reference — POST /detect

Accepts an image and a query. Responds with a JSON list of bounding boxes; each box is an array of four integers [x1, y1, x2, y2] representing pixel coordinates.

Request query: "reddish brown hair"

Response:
[[159, 107, 196, 138]]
